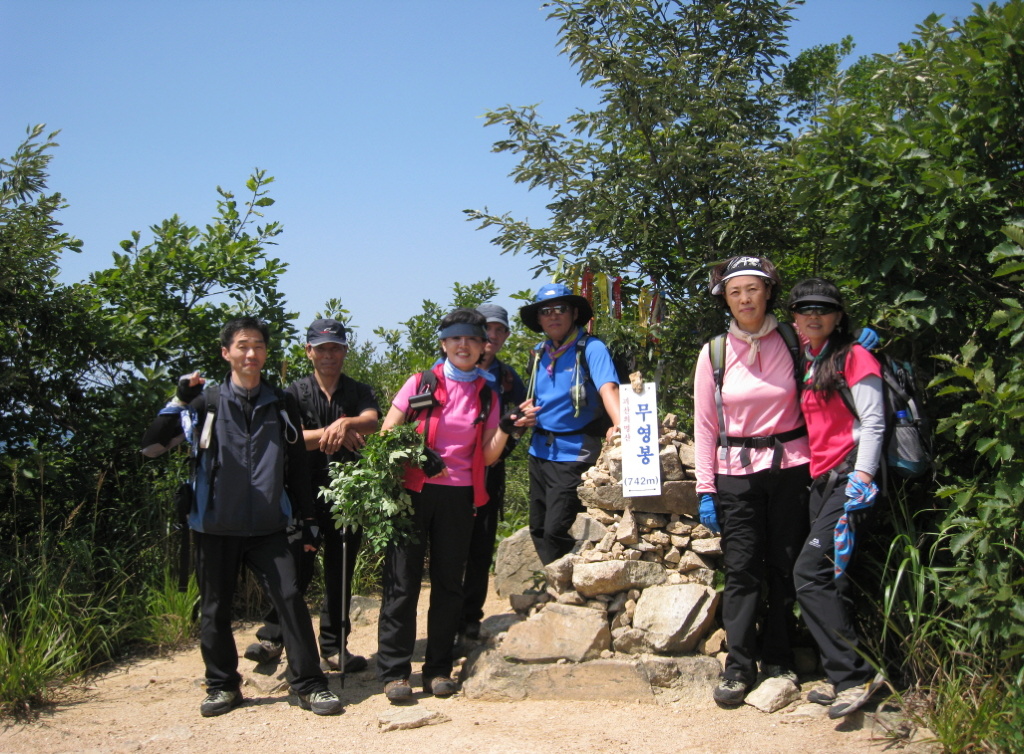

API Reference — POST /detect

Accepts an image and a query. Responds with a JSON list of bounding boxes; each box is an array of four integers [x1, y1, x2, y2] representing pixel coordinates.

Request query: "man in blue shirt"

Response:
[[519, 284, 621, 564]]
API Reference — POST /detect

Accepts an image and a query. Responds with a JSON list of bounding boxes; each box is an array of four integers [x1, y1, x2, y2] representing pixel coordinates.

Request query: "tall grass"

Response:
[[0, 563, 124, 714], [863, 486, 1023, 751], [143, 569, 199, 648]]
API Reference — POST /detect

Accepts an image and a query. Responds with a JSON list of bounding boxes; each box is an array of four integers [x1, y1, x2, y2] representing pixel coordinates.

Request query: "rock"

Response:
[[614, 508, 640, 544], [677, 442, 696, 469], [555, 590, 586, 605], [544, 553, 579, 592], [639, 655, 722, 688], [494, 526, 544, 597], [669, 534, 691, 549], [610, 627, 650, 655], [579, 480, 698, 517], [603, 445, 623, 479], [663, 546, 681, 564], [509, 592, 541, 613], [660, 445, 685, 481], [690, 537, 723, 557], [480, 612, 523, 638], [587, 470, 616, 486], [665, 519, 692, 535], [634, 512, 667, 530], [644, 530, 671, 547], [378, 707, 451, 731], [587, 507, 617, 525], [676, 550, 711, 573], [700, 627, 726, 656], [631, 584, 719, 653], [500, 603, 611, 662], [663, 413, 678, 429], [461, 650, 655, 703], [745, 677, 802, 713], [595, 531, 616, 552], [680, 568, 716, 587], [572, 560, 667, 597], [569, 513, 608, 543]]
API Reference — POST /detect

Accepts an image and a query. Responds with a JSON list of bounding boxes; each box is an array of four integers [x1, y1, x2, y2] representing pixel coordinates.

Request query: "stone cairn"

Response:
[[461, 411, 751, 705]]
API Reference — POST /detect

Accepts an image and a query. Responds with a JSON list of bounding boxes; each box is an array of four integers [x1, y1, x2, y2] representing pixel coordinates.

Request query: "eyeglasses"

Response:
[[793, 305, 839, 316], [538, 304, 570, 316]]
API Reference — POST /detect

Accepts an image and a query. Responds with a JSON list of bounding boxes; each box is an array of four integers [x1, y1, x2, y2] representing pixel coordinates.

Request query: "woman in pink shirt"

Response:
[[376, 308, 536, 704], [693, 256, 812, 706], [788, 279, 886, 719]]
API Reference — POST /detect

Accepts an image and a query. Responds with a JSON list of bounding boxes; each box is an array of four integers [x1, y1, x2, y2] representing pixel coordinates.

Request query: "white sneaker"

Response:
[[828, 673, 886, 719]]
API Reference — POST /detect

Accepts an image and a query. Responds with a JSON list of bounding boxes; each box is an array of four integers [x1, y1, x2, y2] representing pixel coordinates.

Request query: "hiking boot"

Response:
[[320, 649, 368, 673], [200, 689, 242, 717], [424, 676, 458, 697], [807, 682, 836, 705], [384, 678, 413, 703], [296, 688, 344, 716], [713, 677, 749, 706], [761, 664, 798, 684], [243, 639, 283, 664], [828, 673, 886, 719]]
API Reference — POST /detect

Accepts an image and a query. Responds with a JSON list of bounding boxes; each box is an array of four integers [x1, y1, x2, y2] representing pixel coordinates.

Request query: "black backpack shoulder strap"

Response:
[[294, 376, 319, 428], [776, 322, 803, 389], [407, 370, 439, 424], [575, 332, 593, 385], [708, 334, 729, 460]]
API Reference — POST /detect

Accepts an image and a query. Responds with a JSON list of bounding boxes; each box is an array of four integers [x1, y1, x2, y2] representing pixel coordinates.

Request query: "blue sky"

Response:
[[4, 0, 981, 346]]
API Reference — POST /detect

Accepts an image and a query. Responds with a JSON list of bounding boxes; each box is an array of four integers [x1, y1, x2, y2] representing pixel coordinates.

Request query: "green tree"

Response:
[[467, 0, 805, 389], [0, 125, 101, 453]]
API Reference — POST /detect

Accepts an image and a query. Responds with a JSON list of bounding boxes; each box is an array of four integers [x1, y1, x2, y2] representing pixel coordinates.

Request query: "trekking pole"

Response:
[[339, 523, 347, 690]]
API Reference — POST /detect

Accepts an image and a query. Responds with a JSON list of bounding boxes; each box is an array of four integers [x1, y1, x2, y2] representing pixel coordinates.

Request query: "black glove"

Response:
[[421, 447, 446, 477], [499, 407, 521, 436], [177, 374, 203, 404], [301, 520, 322, 551]]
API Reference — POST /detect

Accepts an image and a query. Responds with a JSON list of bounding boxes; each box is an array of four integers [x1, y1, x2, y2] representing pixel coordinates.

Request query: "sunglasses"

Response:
[[793, 304, 839, 316], [538, 304, 570, 316]]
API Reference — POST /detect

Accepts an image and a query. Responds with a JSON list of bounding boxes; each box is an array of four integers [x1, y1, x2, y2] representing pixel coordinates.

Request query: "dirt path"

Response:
[[0, 587, 891, 754]]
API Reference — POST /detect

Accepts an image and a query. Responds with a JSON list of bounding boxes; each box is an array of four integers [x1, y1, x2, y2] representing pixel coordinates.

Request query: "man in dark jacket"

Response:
[[140, 317, 342, 718], [246, 318, 380, 673]]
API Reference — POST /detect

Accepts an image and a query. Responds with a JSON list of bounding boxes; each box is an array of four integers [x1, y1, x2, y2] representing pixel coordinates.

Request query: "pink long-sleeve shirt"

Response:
[[693, 329, 811, 494]]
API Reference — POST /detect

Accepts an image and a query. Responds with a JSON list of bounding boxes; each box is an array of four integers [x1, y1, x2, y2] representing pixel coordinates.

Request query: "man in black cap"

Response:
[[456, 304, 527, 642], [246, 318, 381, 673], [519, 284, 621, 565]]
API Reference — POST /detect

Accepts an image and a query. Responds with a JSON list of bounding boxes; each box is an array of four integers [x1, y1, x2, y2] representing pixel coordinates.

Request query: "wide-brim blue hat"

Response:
[[519, 283, 594, 333]]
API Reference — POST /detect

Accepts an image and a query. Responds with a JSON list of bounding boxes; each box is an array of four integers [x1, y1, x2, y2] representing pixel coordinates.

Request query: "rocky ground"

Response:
[[0, 586, 927, 754]]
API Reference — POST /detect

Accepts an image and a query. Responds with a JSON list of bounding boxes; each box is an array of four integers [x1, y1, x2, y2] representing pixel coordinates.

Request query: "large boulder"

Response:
[[494, 526, 543, 597], [572, 559, 667, 597], [631, 584, 719, 653], [500, 603, 611, 663]]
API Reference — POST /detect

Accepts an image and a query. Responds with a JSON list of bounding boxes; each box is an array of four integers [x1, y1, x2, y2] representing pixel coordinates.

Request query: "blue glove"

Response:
[[856, 327, 880, 352], [699, 493, 721, 535]]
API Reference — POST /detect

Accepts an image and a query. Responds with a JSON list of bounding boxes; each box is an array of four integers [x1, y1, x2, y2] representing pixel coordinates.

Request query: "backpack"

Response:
[[707, 322, 803, 464], [839, 354, 932, 483], [525, 332, 622, 438]]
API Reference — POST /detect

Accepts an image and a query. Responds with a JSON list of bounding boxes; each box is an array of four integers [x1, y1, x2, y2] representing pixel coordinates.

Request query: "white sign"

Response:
[[619, 381, 661, 497]]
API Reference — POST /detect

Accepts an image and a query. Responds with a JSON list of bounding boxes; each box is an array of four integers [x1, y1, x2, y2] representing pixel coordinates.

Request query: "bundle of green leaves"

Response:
[[321, 422, 426, 553]]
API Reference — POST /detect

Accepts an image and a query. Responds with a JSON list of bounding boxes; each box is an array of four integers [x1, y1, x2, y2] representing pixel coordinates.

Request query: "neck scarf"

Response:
[[443, 359, 490, 384], [729, 314, 779, 366], [544, 326, 583, 378], [802, 341, 830, 385]]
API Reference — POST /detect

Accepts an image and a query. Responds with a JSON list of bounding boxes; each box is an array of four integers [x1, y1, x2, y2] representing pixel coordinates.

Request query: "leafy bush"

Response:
[[321, 422, 426, 553]]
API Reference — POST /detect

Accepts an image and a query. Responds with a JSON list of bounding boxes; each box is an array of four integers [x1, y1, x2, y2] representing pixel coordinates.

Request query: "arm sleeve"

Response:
[[692, 343, 718, 494], [140, 396, 200, 457], [585, 339, 620, 389], [355, 380, 382, 417], [851, 374, 884, 476]]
